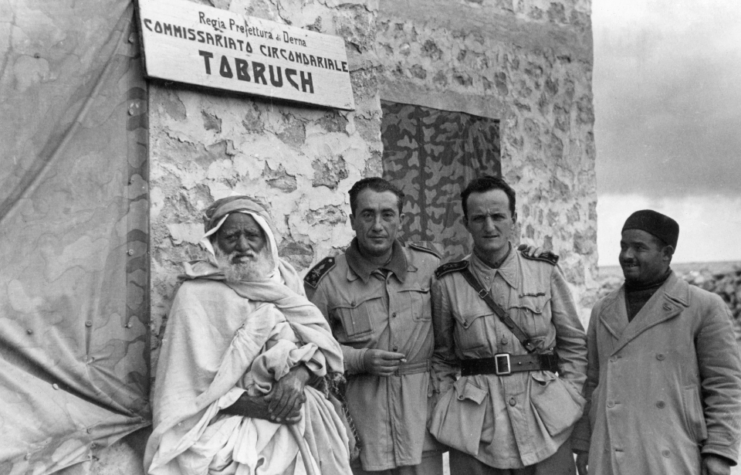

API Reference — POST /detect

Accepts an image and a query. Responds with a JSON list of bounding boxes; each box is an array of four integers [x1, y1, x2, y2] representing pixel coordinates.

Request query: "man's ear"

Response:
[[461, 215, 469, 229], [399, 212, 407, 225], [512, 211, 518, 224], [662, 244, 675, 262], [349, 214, 356, 232]]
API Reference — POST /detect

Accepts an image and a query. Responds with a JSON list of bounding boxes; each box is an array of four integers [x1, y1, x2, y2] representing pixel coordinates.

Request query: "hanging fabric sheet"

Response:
[[0, 0, 150, 472], [381, 101, 501, 261]]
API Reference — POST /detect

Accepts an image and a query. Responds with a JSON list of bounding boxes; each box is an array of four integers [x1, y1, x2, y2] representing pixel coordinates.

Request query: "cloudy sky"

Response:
[[593, 0, 741, 265]]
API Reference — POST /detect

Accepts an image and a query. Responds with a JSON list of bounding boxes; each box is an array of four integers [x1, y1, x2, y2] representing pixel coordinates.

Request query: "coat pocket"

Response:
[[429, 378, 488, 455], [509, 295, 551, 320], [332, 299, 376, 342], [530, 371, 586, 437], [455, 312, 491, 351], [682, 386, 708, 443], [406, 286, 431, 321]]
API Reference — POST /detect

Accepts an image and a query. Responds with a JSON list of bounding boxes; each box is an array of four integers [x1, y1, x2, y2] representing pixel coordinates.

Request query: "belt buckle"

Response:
[[494, 353, 511, 376]]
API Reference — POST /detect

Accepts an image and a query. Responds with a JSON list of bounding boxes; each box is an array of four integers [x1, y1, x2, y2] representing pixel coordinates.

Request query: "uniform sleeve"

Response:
[[698, 295, 741, 464], [431, 277, 459, 396], [550, 266, 588, 392], [307, 278, 368, 375], [571, 303, 600, 453]]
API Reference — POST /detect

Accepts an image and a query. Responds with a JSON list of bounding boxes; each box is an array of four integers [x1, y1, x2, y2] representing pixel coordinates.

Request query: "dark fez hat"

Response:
[[622, 210, 679, 248]]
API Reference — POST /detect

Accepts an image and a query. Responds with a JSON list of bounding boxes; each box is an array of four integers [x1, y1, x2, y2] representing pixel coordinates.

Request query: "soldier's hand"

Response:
[[265, 365, 309, 423], [518, 243, 546, 257], [575, 451, 588, 475], [363, 349, 406, 376], [702, 455, 731, 475]]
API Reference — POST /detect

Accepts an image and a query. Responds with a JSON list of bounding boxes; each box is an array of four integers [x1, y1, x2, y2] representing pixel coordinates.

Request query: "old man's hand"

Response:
[[221, 392, 301, 424], [265, 365, 310, 423]]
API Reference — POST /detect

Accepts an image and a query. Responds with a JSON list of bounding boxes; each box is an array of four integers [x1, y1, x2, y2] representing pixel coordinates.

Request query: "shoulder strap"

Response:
[[459, 266, 537, 353], [303, 256, 336, 289], [408, 241, 443, 260], [435, 259, 468, 279]]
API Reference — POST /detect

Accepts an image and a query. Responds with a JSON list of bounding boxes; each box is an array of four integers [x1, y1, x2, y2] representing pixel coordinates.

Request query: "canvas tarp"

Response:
[[0, 0, 150, 473]]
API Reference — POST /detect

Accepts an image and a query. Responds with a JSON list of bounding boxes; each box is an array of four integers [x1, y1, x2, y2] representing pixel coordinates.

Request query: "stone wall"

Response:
[[150, 0, 597, 352], [376, 0, 597, 319], [88, 0, 595, 472], [149, 0, 383, 364], [150, 0, 596, 361]]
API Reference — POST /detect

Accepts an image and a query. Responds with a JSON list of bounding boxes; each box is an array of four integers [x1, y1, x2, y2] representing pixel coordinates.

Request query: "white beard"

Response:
[[214, 244, 275, 283]]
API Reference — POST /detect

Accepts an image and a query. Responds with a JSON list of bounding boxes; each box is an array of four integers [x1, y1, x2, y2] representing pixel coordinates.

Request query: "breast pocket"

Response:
[[331, 297, 379, 342], [399, 285, 431, 321], [508, 295, 552, 347], [510, 295, 550, 317], [454, 312, 491, 351]]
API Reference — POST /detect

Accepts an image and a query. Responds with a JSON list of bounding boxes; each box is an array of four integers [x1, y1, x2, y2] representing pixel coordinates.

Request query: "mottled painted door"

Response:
[[381, 101, 501, 261]]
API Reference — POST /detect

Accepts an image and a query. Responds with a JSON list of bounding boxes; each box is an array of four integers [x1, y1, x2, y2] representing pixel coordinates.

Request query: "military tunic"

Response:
[[430, 247, 587, 469], [305, 239, 441, 471]]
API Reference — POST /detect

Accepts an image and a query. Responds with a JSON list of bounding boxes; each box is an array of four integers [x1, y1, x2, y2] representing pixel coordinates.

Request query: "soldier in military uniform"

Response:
[[305, 177, 444, 475], [430, 176, 588, 475]]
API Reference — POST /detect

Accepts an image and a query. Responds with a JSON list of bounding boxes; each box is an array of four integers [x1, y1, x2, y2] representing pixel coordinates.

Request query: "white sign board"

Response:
[[137, 0, 355, 110]]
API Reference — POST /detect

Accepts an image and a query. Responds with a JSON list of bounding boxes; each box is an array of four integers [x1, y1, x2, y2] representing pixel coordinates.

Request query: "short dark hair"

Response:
[[349, 177, 405, 215], [460, 175, 516, 219]]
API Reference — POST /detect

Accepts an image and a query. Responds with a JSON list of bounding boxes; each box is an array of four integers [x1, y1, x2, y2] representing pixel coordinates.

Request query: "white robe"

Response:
[[144, 266, 351, 475]]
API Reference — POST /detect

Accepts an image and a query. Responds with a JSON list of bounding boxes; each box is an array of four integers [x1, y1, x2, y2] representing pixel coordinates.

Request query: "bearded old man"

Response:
[[144, 196, 352, 475]]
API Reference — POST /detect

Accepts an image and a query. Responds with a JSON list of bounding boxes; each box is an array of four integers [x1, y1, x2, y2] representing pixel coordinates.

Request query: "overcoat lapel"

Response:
[[608, 272, 688, 356], [598, 290, 628, 342]]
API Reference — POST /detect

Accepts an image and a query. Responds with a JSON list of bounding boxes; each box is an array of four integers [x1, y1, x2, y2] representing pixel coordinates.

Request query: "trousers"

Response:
[[449, 440, 575, 475], [351, 450, 444, 475]]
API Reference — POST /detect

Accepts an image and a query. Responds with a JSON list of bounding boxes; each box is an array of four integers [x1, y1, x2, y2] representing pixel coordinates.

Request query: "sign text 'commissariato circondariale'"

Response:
[[141, 13, 349, 95]]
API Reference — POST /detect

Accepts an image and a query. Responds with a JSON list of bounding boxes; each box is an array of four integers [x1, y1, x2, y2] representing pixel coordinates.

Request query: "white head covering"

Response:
[[200, 197, 282, 283]]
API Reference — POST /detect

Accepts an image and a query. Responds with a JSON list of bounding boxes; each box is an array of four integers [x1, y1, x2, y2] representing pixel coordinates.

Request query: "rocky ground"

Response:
[[677, 267, 741, 324]]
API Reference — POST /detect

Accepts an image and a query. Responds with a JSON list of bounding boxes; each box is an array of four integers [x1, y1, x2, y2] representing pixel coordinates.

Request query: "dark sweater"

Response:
[[624, 269, 672, 322]]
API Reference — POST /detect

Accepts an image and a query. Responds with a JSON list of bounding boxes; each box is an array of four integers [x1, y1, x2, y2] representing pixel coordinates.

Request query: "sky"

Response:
[[592, 0, 741, 266]]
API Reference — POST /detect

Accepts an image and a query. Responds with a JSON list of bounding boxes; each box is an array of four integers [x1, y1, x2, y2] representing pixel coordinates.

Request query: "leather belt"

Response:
[[461, 353, 559, 376], [393, 360, 430, 376]]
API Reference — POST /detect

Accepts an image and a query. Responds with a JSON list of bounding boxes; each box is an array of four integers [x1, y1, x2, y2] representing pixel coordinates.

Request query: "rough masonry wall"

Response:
[[376, 0, 598, 315], [67, 1, 597, 471], [149, 0, 382, 361]]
